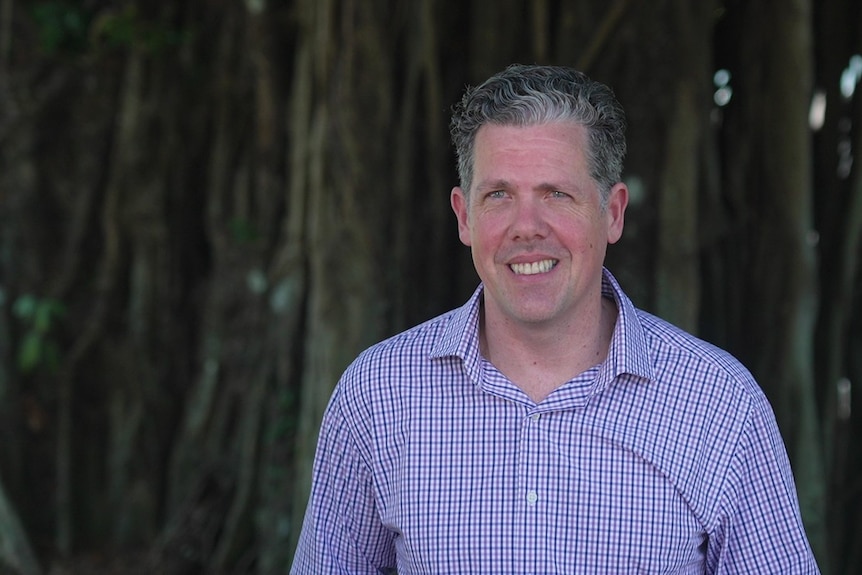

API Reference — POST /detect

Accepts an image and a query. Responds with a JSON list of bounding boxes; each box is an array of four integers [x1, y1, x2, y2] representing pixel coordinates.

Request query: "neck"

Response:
[[480, 296, 617, 403]]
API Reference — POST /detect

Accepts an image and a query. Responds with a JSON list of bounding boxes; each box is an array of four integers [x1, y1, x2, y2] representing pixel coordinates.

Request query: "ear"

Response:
[[605, 182, 628, 244], [451, 186, 472, 246]]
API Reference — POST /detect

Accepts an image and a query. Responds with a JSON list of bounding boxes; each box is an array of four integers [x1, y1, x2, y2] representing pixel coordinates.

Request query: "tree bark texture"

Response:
[[717, 0, 828, 562], [1, 0, 859, 572], [0, 475, 42, 575]]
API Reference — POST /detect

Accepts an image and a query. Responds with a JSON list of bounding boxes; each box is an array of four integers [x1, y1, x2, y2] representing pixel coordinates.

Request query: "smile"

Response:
[[509, 259, 558, 275]]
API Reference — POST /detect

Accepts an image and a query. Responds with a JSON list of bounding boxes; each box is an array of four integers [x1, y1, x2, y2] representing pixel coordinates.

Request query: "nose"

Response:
[[509, 197, 549, 241]]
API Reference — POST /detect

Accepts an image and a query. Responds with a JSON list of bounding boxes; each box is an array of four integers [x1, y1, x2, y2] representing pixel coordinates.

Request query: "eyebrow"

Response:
[[475, 179, 574, 193], [534, 182, 565, 193], [474, 179, 511, 192]]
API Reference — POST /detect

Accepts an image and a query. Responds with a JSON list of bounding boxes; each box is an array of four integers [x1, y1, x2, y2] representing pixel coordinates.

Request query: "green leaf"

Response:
[[12, 295, 37, 320], [48, 299, 67, 317], [30, 0, 90, 55], [42, 342, 62, 373], [34, 302, 55, 333], [18, 332, 43, 374]]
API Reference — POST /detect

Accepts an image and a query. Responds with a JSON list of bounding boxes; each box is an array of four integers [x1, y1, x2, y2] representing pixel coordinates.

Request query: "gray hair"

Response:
[[450, 64, 627, 207]]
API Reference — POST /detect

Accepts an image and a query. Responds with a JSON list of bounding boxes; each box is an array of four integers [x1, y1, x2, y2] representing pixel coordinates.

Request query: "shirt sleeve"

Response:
[[291, 389, 397, 574], [707, 393, 821, 574]]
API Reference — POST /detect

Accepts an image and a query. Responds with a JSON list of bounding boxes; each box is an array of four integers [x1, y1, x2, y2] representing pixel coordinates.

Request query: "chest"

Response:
[[375, 400, 707, 574]]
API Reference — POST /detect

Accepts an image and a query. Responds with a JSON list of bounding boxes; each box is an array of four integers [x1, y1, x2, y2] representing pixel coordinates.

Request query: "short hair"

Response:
[[450, 64, 627, 207]]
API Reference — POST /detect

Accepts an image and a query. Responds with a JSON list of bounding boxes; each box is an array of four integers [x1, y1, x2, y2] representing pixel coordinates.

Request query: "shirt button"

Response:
[[531, 413, 541, 421], [526, 490, 538, 505]]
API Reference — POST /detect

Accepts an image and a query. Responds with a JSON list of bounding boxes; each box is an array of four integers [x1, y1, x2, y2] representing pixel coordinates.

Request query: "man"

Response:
[[291, 64, 820, 573]]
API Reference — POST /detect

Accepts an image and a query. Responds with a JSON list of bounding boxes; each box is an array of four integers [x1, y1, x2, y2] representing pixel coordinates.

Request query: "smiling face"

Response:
[[451, 121, 627, 333]]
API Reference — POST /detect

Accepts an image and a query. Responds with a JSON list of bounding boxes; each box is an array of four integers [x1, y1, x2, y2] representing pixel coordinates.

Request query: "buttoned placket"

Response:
[[518, 408, 545, 574]]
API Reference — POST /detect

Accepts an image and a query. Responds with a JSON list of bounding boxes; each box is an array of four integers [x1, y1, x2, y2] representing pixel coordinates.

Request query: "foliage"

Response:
[[29, 1, 189, 56], [3, 0, 861, 573], [12, 295, 65, 374], [229, 218, 261, 245], [90, 5, 189, 53], [29, 0, 90, 55]]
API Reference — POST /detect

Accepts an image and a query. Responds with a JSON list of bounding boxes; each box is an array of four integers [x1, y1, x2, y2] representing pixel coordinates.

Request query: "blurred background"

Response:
[[1, 0, 860, 573]]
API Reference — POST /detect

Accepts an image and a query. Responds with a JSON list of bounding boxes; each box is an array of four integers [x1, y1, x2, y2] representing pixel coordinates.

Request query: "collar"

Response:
[[429, 267, 655, 388], [599, 268, 655, 386]]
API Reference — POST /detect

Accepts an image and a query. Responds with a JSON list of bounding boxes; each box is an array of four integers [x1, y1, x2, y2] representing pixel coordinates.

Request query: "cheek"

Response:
[[563, 228, 593, 251], [470, 215, 506, 245], [562, 226, 605, 258]]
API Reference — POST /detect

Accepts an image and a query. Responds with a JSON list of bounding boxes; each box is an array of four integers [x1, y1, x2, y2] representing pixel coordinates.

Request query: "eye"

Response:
[[548, 190, 571, 199], [487, 190, 507, 199]]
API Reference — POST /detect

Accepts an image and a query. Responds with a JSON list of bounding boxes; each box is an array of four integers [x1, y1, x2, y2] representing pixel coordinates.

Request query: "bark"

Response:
[[812, 1, 862, 568], [653, 0, 713, 333], [1, 1, 858, 572], [825, 40, 862, 573], [469, 0, 524, 80], [162, 4, 285, 569], [730, 0, 828, 561], [0, 475, 41, 575], [287, 0, 401, 554], [0, 0, 11, 73]]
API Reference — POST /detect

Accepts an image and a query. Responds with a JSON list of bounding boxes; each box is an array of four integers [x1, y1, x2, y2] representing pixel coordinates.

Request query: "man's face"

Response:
[[450, 122, 627, 331]]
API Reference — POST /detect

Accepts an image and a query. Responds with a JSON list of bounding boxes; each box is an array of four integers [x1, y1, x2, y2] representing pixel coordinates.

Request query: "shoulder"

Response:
[[603, 308, 785, 530], [635, 308, 765, 406], [321, 308, 469, 475], [331, 308, 461, 413], [602, 268, 761, 407], [347, 309, 457, 376]]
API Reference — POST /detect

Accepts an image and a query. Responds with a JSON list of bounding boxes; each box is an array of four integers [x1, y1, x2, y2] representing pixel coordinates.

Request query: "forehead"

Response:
[[472, 122, 591, 181], [474, 120, 588, 155]]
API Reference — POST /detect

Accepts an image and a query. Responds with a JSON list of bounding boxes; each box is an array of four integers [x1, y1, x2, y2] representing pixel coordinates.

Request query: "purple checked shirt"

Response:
[[291, 268, 820, 574]]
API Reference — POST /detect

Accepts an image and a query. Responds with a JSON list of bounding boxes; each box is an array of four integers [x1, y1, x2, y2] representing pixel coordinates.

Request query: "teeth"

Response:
[[510, 259, 557, 275]]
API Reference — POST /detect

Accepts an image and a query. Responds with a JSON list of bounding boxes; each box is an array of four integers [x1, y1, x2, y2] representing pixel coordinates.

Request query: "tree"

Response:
[[0, 0, 859, 572]]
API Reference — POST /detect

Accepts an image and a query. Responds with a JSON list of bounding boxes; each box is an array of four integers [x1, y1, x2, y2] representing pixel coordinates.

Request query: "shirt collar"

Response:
[[429, 284, 485, 386], [430, 267, 655, 388], [599, 268, 655, 385]]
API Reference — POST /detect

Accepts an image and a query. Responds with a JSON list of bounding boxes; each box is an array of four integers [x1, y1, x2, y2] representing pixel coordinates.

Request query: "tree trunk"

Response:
[[0, 475, 41, 575], [653, 0, 714, 332], [287, 0, 403, 554], [812, 0, 862, 569], [2, 1, 858, 572], [725, 0, 828, 562]]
